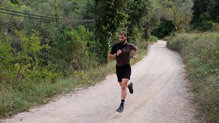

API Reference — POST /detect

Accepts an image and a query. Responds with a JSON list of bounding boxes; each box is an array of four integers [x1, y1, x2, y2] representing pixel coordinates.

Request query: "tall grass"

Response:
[[167, 32, 219, 123], [0, 40, 148, 118]]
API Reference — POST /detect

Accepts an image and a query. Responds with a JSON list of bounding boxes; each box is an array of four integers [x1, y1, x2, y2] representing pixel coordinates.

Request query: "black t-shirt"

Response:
[[110, 42, 136, 66]]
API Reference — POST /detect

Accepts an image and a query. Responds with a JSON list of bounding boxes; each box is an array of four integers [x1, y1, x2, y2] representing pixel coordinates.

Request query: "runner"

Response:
[[108, 31, 138, 113]]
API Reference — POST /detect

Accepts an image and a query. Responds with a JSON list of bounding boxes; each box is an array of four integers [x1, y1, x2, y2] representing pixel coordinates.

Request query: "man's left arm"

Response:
[[133, 46, 138, 60]]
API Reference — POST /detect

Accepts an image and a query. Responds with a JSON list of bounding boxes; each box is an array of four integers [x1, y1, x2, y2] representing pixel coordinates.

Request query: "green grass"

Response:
[[167, 32, 219, 123], [0, 40, 149, 118]]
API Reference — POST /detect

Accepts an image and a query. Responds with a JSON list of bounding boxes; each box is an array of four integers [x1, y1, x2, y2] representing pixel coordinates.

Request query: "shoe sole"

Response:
[[116, 110, 123, 113]]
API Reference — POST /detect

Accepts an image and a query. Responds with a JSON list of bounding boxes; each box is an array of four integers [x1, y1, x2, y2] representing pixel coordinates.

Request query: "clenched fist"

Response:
[[117, 50, 122, 56], [133, 55, 137, 60]]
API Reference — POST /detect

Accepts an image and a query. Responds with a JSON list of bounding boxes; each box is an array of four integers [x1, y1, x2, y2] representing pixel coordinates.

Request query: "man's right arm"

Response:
[[108, 49, 122, 59], [109, 45, 116, 59], [108, 53, 116, 59]]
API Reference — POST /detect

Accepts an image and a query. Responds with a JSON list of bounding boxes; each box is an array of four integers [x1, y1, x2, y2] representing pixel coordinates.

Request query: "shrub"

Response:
[[149, 35, 158, 42], [0, 31, 59, 85], [198, 20, 213, 31], [53, 26, 97, 73], [0, 38, 15, 84]]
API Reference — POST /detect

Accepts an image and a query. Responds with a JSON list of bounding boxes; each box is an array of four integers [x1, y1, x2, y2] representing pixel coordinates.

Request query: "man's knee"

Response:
[[121, 83, 127, 90], [121, 85, 126, 90]]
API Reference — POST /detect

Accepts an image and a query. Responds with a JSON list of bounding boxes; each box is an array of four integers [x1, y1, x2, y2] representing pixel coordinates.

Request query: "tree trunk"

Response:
[[144, 22, 149, 41]]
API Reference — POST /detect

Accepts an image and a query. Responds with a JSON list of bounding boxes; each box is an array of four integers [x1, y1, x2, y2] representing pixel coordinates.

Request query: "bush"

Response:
[[53, 26, 97, 73], [149, 35, 158, 42], [198, 21, 213, 31], [0, 31, 59, 85], [0, 38, 15, 84], [0, 26, 97, 117], [166, 34, 187, 51]]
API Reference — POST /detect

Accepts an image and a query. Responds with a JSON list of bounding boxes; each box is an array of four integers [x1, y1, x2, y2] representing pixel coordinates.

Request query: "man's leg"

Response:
[[120, 78, 129, 100], [116, 78, 129, 113]]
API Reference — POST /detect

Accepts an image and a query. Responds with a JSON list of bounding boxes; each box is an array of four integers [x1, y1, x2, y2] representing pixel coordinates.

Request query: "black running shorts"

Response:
[[116, 64, 131, 82]]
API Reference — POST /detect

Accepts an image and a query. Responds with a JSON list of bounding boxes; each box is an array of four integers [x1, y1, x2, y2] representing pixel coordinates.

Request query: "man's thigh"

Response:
[[120, 78, 129, 86]]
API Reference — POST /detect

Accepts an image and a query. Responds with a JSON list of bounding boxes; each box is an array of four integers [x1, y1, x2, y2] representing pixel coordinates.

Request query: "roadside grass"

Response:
[[166, 32, 219, 123], [0, 40, 149, 118]]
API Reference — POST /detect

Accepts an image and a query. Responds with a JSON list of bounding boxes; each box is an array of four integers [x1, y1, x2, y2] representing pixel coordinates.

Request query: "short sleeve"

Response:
[[110, 45, 116, 54], [130, 44, 137, 50]]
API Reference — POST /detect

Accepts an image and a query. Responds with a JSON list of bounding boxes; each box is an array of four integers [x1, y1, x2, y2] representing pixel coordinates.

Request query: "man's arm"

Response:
[[108, 50, 122, 59], [133, 46, 138, 60], [108, 53, 116, 59]]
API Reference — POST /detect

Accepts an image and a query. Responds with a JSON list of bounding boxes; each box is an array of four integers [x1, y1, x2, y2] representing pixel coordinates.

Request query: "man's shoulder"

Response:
[[127, 43, 135, 47], [112, 42, 121, 48], [127, 43, 137, 50]]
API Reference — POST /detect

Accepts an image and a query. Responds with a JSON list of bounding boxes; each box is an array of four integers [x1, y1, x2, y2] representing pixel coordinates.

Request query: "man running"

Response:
[[108, 31, 138, 113]]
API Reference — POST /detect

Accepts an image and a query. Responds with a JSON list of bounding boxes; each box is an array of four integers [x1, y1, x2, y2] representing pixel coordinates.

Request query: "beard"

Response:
[[121, 40, 126, 44]]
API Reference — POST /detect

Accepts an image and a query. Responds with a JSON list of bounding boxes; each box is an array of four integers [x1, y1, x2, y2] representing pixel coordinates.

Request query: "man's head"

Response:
[[119, 31, 127, 44]]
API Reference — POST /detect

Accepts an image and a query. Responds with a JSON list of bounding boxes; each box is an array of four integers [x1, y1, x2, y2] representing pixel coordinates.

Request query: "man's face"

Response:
[[119, 34, 127, 43]]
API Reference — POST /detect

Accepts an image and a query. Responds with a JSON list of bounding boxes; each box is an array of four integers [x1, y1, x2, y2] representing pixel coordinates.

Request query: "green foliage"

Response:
[[151, 18, 175, 38], [167, 33, 219, 123], [149, 35, 158, 42], [0, 31, 59, 85], [0, 38, 15, 84], [167, 0, 193, 31], [126, 0, 151, 41], [10, 0, 19, 4], [149, 0, 193, 38], [0, 31, 60, 117], [166, 34, 186, 51], [93, 0, 130, 63], [92, 0, 151, 63], [199, 20, 214, 31], [53, 26, 96, 73], [192, 0, 219, 31]]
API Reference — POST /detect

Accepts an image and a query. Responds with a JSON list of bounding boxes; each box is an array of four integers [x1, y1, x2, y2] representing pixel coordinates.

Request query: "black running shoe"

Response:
[[128, 82, 134, 94], [116, 104, 124, 113]]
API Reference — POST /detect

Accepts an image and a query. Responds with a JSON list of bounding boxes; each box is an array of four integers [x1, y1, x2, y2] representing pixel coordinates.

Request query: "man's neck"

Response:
[[121, 41, 127, 45]]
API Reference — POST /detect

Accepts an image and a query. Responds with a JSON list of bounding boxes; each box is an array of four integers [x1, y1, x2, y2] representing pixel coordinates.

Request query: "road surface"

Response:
[[1, 40, 198, 123]]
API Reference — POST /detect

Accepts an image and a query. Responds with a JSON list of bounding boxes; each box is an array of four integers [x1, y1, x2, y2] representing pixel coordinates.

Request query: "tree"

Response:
[[126, 0, 151, 41], [93, 0, 129, 63], [151, 18, 175, 38], [164, 0, 193, 32], [191, 0, 219, 30]]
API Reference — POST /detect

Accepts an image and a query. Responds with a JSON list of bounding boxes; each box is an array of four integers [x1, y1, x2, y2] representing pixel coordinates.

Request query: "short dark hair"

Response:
[[119, 31, 127, 37]]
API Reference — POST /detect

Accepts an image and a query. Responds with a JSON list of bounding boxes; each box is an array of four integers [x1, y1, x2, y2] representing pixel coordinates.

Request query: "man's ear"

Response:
[[124, 36, 127, 39]]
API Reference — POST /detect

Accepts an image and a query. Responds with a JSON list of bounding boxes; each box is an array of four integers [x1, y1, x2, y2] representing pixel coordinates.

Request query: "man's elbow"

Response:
[[135, 47, 138, 51]]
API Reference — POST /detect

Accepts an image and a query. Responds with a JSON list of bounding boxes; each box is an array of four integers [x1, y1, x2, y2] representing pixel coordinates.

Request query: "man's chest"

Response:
[[115, 45, 132, 54]]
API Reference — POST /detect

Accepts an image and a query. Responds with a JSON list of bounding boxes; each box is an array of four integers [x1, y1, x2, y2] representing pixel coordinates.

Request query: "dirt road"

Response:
[[1, 40, 198, 123]]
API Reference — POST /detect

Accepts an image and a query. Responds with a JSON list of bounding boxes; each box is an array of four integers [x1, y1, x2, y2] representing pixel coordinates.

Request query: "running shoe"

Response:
[[116, 104, 124, 113], [128, 82, 134, 94]]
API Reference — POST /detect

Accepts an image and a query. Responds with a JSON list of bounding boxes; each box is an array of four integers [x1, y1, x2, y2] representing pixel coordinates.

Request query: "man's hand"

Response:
[[108, 50, 122, 59], [117, 50, 122, 56], [133, 55, 137, 60]]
